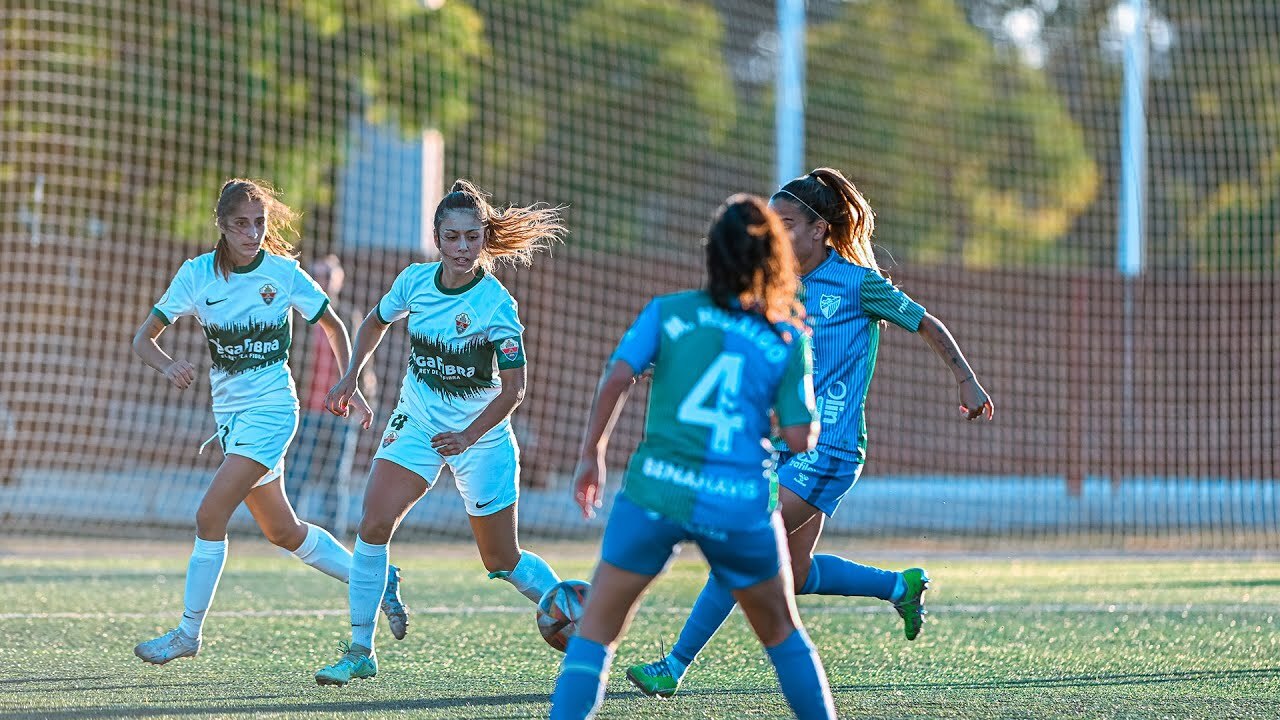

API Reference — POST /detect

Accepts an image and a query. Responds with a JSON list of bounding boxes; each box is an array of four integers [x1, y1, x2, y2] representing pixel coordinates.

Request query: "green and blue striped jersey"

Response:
[[800, 251, 927, 463], [611, 290, 816, 529]]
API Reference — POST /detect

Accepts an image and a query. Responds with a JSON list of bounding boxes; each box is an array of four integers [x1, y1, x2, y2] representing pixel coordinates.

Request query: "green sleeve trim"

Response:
[[374, 302, 391, 325], [306, 298, 330, 325], [150, 307, 172, 326]]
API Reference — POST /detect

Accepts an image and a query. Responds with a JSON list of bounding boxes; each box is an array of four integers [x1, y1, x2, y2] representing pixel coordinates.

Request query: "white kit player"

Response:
[[131, 178, 407, 666], [315, 179, 570, 686]]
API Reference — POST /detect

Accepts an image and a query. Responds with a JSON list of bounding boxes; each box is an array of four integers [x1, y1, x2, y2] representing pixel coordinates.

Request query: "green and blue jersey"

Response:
[[800, 250, 927, 463], [612, 290, 816, 529]]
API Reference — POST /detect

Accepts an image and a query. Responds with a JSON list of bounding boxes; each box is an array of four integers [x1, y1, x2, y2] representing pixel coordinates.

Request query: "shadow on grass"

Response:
[[0, 690, 579, 719], [676, 666, 1280, 695]]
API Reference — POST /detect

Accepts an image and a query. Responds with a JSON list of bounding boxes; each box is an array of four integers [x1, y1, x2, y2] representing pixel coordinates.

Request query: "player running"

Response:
[[628, 167, 995, 697], [131, 178, 407, 666], [549, 195, 836, 719], [315, 179, 569, 686]]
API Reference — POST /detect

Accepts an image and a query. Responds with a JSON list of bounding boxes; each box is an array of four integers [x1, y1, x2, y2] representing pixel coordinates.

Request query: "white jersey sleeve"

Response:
[[290, 264, 331, 325], [487, 294, 526, 370], [152, 259, 198, 326], [376, 267, 416, 324]]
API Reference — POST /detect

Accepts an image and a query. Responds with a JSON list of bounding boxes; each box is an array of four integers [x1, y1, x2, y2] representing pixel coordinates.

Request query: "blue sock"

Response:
[[549, 636, 613, 720], [765, 628, 836, 720], [801, 554, 899, 601], [670, 573, 736, 668]]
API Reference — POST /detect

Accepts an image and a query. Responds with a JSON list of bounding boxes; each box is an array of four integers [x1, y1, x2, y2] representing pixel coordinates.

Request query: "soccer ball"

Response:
[[536, 579, 590, 652]]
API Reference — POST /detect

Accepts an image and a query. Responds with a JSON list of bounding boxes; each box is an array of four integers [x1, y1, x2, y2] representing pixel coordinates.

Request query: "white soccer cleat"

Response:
[[134, 627, 202, 665], [381, 564, 409, 640]]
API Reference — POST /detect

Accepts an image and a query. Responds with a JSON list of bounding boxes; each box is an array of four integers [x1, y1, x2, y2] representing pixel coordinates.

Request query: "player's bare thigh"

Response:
[[357, 459, 430, 544], [195, 454, 271, 540], [779, 486, 826, 592], [469, 503, 522, 574]]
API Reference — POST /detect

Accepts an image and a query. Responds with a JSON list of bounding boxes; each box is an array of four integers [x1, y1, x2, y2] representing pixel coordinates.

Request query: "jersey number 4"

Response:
[[676, 353, 745, 454]]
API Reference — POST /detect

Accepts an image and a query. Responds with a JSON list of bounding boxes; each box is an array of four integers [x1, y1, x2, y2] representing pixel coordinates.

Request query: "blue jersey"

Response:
[[611, 291, 816, 529], [801, 250, 927, 463]]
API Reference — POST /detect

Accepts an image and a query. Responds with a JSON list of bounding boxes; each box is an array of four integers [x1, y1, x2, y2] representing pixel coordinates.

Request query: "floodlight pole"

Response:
[[1117, 0, 1148, 487], [776, 0, 805, 188]]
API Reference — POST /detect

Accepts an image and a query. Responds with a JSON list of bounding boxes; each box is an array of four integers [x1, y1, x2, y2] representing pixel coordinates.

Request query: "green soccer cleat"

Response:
[[893, 567, 930, 641], [381, 564, 409, 640], [134, 627, 201, 665], [315, 641, 378, 686], [626, 656, 682, 699]]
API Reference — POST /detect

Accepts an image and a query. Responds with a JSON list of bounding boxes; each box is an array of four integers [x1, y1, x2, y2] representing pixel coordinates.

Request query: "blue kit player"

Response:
[[628, 167, 995, 697], [549, 195, 837, 719]]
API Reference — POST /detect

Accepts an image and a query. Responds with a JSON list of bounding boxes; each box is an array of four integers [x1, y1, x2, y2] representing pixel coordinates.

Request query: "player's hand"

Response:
[[573, 454, 605, 520], [346, 390, 375, 430], [326, 373, 359, 418], [431, 430, 476, 457], [163, 360, 196, 390], [958, 376, 994, 421]]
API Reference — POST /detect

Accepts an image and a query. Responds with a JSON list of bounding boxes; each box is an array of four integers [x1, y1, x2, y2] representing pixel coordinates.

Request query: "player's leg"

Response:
[[781, 456, 929, 640], [244, 476, 348, 580], [733, 575, 836, 720], [315, 458, 430, 685], [551, 495, 680, 720], [631, 483, 825, 689], [455, 433, 561, 605], [715, 516, 836, 720], [134, 453, 266, 665]]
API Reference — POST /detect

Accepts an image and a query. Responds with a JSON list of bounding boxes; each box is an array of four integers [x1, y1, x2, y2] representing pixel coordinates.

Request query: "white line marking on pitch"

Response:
[[2, 603, 1277, 621]]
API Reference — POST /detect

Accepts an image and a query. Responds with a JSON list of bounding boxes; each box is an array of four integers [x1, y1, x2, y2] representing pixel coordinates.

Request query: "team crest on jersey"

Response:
[[455, 313, 470, 334], [381, 431, 399, 448], [820, 293, 842, 319], [499, 338, 521, 360], [259, 284, 277, 305]]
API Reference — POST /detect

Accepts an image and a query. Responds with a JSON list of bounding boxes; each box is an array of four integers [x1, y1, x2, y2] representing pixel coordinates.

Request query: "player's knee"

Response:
[[194, 505, 228, 538], [262, 521, 305, 550], [358, 516, 395, 545], [479, 546, 520, 575]]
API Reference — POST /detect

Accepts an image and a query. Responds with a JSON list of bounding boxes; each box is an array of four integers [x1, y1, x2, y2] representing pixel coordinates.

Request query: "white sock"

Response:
[[177, 537, 227, 639], [889, 573, 907, 603], [350, 536, 388, 651], [293, 523, 352, 583], [497, 549, 561, 604]]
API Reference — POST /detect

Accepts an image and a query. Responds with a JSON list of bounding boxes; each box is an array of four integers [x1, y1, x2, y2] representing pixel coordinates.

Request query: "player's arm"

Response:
[[574, 298, 661, 518], [574, 360, 639, 519], [327, 307, 392, 418], [131, 313, 196, 390], [861, 273, 994, 421], [314, 305, 374, 429], [915, 313, 994, 421], [432, 366, 527, 457]]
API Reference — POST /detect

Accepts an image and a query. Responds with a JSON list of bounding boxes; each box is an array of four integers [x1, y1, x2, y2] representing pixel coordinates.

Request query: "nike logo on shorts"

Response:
[[476, 498, 497, 509], [234, 441, 250, 447], [205, 298, 228, 305]]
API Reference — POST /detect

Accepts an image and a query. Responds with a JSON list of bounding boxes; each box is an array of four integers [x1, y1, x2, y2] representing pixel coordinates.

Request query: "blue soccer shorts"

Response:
[[600, 493, 786, 590], [776, 447, 864, 517]]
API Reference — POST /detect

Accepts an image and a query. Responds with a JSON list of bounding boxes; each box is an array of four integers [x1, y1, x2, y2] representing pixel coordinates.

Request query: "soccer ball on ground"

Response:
[[536, 579, 590, 652]]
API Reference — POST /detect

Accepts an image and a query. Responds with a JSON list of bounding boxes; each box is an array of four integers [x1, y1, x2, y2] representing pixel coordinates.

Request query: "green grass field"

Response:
[[1, 538, 1276, 719]]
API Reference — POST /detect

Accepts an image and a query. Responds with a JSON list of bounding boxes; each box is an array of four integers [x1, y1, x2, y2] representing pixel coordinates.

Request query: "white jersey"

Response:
[[377, 262, 526, 443], [152, 250, 330, 413]]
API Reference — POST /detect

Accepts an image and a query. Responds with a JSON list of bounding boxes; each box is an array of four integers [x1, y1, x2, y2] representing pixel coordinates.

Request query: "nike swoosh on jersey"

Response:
[[205, 298, 228, 305]]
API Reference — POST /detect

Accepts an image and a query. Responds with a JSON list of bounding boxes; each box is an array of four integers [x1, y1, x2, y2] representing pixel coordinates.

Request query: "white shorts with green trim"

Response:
[[205, 406, 299, 487], [374, 410, 520, 517]]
